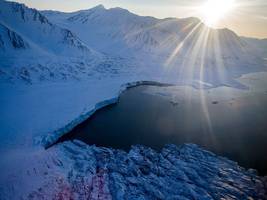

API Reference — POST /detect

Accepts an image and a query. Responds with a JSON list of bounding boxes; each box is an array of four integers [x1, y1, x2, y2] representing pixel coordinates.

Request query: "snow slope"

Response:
[[0, 0, 94, 55], [0, 1, 266, 85], [41, 5, 267, 86], [43, 5, 265, 67], [242, 37, 267, 59], [0, 0, 109, 83], [0, 1, 267, 199]]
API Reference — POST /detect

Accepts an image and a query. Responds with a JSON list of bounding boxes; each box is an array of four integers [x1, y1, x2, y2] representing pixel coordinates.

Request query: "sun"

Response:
[[200, 0, 236, 27]]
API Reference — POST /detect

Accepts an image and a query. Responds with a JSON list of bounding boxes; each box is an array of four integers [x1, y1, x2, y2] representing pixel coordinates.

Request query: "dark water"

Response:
[[58, 85, 267, 175]]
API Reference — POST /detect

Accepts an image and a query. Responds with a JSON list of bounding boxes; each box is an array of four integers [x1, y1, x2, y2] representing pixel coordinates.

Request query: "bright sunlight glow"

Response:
[[200, 0, 236, 27]]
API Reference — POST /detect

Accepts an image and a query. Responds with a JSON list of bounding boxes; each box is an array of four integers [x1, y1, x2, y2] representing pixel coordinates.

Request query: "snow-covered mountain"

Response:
[[0, 1, 110, 83], [0, 0, 96, 55], [40, 5, 267, 86], [241, 37, 267, 59], [42, 5, 264, 63], [0, 1, 266, 85]]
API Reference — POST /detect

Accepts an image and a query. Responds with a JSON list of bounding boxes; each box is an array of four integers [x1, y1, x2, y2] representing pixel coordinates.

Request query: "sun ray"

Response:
[[165, 21, 202, 68]]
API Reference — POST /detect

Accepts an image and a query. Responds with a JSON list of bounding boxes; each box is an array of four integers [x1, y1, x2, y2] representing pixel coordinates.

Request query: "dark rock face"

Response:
[[0, 23, 29, 50], [0, 35, 4, 48], [10, 1, 50, 24], [7, 28, 28, 49], [61, 29, 88, 51]]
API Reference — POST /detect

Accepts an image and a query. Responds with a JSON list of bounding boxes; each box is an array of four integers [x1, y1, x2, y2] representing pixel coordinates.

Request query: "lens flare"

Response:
[[200, 0, 236, 27]]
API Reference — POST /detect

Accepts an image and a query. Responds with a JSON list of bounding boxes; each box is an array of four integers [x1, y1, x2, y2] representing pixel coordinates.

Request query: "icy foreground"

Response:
[[1, 141, 266, 199]]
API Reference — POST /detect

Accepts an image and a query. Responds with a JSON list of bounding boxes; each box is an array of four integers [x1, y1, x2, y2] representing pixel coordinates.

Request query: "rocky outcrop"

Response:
[[0, 23, 29, 50]]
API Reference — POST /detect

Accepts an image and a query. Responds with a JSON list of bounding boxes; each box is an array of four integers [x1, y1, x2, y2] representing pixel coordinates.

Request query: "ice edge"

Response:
[[41, 80, 173, 148]]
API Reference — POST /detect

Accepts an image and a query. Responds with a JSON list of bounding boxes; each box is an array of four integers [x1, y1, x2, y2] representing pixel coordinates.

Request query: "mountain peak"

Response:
[[109, 6, 130, 13], [92, 4, 105, 10]]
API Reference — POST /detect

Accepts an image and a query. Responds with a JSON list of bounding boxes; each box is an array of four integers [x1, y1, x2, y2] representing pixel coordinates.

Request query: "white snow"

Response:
[[2, 141, 267, 199], [0, 1, 267, 199], [1, 71, 267, 199]]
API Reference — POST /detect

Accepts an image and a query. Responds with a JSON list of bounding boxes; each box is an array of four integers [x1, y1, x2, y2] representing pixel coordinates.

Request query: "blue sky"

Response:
[[15, 0, 267, 38]]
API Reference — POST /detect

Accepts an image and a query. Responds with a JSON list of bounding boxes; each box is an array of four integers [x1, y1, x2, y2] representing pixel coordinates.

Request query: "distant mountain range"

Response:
[[0, 1, 266, 85], [41, 4, 267, 60]]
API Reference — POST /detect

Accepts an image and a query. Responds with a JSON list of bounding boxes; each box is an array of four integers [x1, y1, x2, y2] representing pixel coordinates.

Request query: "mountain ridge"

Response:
[[0, 0, 100, 56], [0, 1, 266, 86], [42, 4, 262, 65]]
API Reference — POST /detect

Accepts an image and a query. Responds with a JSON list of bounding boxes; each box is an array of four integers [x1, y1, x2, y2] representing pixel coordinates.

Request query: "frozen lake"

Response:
[[58, 73, 267, 175]]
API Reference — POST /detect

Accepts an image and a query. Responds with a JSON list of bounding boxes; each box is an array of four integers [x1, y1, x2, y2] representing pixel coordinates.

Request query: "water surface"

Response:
[[58, 73, 267, 175]]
